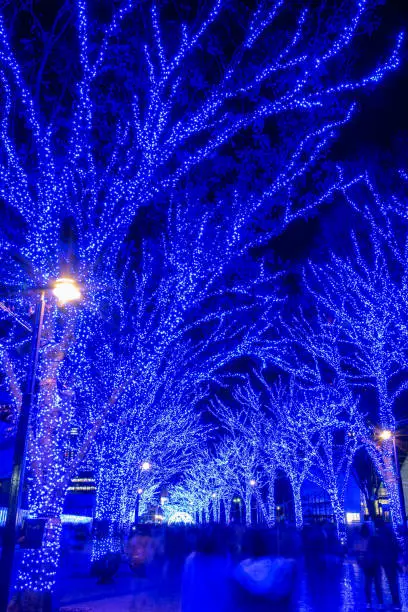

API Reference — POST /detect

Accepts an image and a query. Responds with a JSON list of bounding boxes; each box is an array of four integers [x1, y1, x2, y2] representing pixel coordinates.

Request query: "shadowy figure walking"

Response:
[[376, 519, 401, 610], [232, 528, 296, 611], [181, 526, 232, 612], [356, 523, 383, 609]]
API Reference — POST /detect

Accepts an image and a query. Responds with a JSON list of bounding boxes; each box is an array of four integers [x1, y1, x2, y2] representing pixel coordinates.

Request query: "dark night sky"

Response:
[[4, 0, 408, 270]]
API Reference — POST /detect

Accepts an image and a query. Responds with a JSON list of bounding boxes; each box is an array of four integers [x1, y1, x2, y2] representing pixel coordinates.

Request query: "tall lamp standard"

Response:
[[135, 461, 151, 524], [0, 278, 81, 610], [249, 479, 257, 524], [378, 428, 407, 530], [135, 488, 144, 525]]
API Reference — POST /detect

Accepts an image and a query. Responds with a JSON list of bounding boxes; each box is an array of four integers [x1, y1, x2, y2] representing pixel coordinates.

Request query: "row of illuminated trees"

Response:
[[0, 0, 404, 606], [167, 175, 408, 541], [168, 378, 395, 546]]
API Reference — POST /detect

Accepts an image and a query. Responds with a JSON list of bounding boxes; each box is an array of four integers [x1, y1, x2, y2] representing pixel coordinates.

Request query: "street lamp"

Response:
[[52, 277, 81, 304], [135, 489, 143, 525], [135, 462, 152, 524], [249, 479, 257, 487], [0, 278, 81, 610], [379, 429, 393, 441], [378, 428, 407, 530]]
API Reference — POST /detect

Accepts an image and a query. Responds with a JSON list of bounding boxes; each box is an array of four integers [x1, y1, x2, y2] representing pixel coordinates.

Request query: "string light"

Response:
[[0, 0, 402, 594], [275, 173, 408, 531]]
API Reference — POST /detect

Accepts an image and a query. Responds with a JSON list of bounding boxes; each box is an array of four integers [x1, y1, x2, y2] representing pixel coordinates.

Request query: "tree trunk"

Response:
[[92, 477, 123, 561], [267, 475, 276, 527], [14, 310, 78, 598], [214, 499, 221, 523], [291, 481, 303, 529], [245, 495, 252, 526], [15, 488, 65, 597], [92, 523, 122, 562], [368, 440, 404, 530], [223, 498, 231, 524], [329, 491, 347, 545], [376, 441, 403, 530], [376, 378, 404, 528], [255, 488, 272, 527]]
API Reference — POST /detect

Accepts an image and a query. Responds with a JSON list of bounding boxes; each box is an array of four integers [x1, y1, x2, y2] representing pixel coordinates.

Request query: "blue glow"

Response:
[[0, 0, 403, 596]]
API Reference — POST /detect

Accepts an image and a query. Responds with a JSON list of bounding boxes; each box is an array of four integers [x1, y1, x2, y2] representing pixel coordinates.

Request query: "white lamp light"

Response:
[[379, 430, 393, 441], [53, 277, 81, 304]]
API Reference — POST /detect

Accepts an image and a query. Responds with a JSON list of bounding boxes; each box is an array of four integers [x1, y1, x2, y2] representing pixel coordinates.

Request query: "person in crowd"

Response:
[[127, 524, 156, 578], [232, 527, 296, 611], [355, 522, 383, 609], [181, 525, 232, 612], [376, 519, 402, 610]]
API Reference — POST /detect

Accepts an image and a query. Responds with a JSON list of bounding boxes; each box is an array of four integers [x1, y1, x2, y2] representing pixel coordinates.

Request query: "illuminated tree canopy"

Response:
[[0, 0, 405, 602]]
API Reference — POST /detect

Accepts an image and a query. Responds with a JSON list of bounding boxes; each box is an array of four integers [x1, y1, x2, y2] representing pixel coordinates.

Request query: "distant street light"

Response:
[[249, 479, 256, 487], [141, 461, 151, 471], [0, 277, 81, 610]]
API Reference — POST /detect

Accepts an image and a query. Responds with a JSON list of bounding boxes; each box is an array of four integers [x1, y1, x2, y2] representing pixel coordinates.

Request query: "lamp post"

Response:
[[379, 429, 407, 530], [134, 461, 151, 524], [233, 497, 242, 523], [0, 278, 81, 610], [249, 480, 257, 524], [135, 488, 143, 525]]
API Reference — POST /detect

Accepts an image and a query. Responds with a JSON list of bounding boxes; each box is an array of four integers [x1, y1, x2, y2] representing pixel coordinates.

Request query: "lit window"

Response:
[[346, 512, 360, 524]]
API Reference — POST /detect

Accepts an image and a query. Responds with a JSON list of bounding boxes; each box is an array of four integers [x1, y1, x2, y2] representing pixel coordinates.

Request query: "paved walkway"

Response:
[[56, 554, 408, 611], [60, 593, 179, 611]]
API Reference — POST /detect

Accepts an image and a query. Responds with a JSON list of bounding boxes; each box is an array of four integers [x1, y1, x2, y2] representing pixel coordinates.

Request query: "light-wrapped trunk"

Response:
[[223, 498, 231, 524], [254, 488, 272, 527], [328, 489, 347, 545], [376, 379, 404, 529], [370, 440, 404, 530], [213, 499, 221, 523], [245, 494, 252, 526], [92, 470, 124, 561], [204, 507, 209, 524], [290, 479, 303, 530], [267, 473, 276, 526], [14, 312, 76, 597], [15, 487, 65, 596]]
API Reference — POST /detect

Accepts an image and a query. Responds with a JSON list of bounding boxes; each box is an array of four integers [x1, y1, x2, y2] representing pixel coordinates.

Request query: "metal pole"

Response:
[[135, 494, 140, 525], [393, 436, 407, 530], [0, 292, 45, 610]]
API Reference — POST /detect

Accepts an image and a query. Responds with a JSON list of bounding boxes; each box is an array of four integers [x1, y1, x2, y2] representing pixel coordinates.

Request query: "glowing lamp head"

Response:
[[53, 277, 81, 304], [212, 493, 216, 499], [141, 461, 151, 471], [249, 479, 256, 487], [137, 488, 143, 495], [379, 429, 393, 441]]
